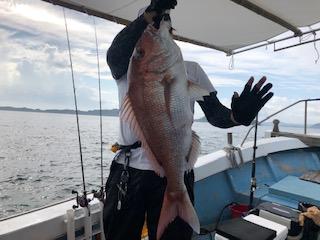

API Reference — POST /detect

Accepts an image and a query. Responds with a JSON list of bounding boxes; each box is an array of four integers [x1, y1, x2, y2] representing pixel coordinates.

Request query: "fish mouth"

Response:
[[153, 13, 172, 29], [162, 13, 171, 22]]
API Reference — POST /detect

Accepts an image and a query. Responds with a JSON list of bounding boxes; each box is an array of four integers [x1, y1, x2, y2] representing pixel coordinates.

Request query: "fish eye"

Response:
[[135, 47, 145, 59]]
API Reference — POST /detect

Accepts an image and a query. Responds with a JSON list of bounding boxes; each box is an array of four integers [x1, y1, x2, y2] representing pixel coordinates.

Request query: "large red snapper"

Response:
[[121, 16, 207, 239]]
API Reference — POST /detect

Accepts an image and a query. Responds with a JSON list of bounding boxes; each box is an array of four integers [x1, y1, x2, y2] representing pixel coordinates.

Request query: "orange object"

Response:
[[141, 219, 148, 238], [111, 142, 120, 153]]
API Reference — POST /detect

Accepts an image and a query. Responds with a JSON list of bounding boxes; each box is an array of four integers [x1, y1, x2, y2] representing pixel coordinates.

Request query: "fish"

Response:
[[120, 16, 208, 239]]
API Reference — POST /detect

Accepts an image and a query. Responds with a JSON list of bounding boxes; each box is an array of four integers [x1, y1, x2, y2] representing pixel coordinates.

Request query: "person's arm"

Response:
[[107, 0, 177, 80], [184, 61, 238, 128], [195, 70, 273, 128], [106, 13, 151, 80], [198, 92, 239, 128]]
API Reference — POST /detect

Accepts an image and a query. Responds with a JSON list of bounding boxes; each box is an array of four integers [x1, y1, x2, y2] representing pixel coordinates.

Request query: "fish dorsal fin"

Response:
[[186, 131, 201, 170], [188, 81, 210, 101], [120, 95, 164, 176]]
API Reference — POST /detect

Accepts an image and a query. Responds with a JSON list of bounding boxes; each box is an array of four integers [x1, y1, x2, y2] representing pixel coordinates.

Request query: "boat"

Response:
[[1, 0, 320, 239]]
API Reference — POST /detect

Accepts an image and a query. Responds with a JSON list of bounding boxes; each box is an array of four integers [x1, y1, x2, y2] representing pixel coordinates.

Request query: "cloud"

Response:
[[0, 1, 123, 46], [194, 95, 320, 125], [0, 1, 122, 110], [208, 76, 244, 87], [185, 39, 320, 107], [0, 0, 319, 125], [262, 96, 320, 125]]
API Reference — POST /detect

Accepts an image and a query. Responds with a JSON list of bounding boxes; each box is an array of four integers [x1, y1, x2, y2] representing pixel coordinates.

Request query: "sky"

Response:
[[0, 0, 319, 124]]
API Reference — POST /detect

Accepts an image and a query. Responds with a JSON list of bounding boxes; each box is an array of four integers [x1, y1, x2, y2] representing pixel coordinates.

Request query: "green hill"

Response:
[[0, 106, 119, 116]]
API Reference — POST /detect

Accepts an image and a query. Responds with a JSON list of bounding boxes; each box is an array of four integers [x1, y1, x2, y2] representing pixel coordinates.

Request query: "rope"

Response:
[[63, 8, 87, 196], [92, 16, 104, 191], [228, 54, 235, 70], [313, 32, 319, 64]]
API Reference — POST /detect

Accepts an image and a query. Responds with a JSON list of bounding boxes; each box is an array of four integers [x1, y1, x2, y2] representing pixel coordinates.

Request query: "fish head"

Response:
[[131, 14, 174, 70]]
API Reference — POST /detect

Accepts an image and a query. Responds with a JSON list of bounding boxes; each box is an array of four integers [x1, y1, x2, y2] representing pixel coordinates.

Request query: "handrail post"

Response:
[[240, 98, 320, 146], [304, 101, 308, 134]]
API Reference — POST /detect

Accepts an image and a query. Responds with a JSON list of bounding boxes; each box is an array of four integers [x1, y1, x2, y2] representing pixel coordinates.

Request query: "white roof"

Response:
[[45, 0, 320, 54]]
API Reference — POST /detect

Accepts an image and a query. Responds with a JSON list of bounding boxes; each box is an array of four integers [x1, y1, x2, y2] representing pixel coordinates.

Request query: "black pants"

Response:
[[103, 161, 195, 240]]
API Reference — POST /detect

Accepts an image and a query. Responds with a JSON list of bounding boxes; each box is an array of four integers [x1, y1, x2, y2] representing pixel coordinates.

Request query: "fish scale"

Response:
[[122, 17, 207, 239]]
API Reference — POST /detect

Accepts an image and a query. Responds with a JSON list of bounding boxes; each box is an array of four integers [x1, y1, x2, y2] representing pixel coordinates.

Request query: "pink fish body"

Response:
[[121, 18, 207, 239]]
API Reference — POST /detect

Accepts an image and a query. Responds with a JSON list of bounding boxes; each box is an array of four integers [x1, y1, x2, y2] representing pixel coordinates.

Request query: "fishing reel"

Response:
[[71, 190, 91, 209], [92, 187, 105, 201]]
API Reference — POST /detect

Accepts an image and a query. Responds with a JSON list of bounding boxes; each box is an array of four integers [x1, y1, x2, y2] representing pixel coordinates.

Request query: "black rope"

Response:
[[63, 8, 87, 198], [215, 202, 237, 230], [92, 16, 105, 200]]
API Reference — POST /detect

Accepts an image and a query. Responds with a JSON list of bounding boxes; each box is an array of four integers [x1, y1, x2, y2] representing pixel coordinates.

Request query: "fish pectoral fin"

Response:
[[157, 190, 200, 240], [186, 131, 201, 170], [161, 74, 175, 122], [188, 81, 210, 101], [120, 95, 164, 176], [163, 79, 173, 121]]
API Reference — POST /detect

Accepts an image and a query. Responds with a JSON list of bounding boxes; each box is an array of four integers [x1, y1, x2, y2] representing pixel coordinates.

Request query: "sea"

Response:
[[0, 110, 319, 219]]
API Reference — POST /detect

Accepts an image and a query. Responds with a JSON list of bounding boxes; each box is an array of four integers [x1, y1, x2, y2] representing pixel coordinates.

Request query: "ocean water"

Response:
[[0, 110, 319, 219]]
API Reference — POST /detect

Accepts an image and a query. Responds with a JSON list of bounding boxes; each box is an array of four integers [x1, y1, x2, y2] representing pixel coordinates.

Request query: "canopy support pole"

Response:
[[230, 28, 320, 56], [274, 38, 320, 52], [229, 0, 302, 36]]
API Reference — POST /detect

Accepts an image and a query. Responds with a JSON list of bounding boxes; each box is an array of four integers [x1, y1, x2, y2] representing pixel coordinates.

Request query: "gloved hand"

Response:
[[146, 0, 177, 14], [300, 206, 320, 226], [231, 76, 273, 126]]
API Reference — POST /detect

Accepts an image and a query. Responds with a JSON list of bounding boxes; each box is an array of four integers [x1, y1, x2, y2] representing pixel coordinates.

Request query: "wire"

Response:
[[215, 202, 237, 230], [92, 16, 104, 191], [63, 8, 87, 196]]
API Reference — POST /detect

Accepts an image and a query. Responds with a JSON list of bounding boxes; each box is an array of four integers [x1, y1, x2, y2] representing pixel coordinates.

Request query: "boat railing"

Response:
[[240, 98, 320, 147]]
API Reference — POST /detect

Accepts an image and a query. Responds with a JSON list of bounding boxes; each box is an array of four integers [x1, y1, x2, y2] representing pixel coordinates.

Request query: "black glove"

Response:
[[231, 76, 273, 126], [146, 0, 177, 14]]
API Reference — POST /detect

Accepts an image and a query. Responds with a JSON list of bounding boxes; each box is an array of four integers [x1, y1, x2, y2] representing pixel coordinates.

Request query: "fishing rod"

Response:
[[91, 16, 105, 202], [63, 8, 89, 210], [249, 115, 258, 209]]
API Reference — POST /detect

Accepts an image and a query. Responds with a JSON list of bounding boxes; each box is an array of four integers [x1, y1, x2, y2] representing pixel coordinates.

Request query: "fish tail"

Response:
[[156, 189, 200, 240]]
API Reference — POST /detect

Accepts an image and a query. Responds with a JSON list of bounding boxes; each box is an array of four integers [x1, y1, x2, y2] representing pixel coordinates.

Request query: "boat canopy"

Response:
[[44, 0, 320, 54]]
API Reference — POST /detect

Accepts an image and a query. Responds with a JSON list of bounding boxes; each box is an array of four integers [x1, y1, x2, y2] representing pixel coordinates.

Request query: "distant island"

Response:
[[0, 106, 119, 117], [312, 123, 320, 128], [194, 116, 207, 122], [195, 116, 320, 129], [2, 107, 320, 128]]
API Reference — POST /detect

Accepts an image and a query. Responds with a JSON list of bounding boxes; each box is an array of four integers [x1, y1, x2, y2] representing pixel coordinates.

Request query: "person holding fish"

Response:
[[103, 0, 273, 239]]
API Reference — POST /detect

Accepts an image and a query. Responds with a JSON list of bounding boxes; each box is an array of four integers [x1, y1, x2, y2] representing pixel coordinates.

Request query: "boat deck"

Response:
[[194, 137, 320, 228]]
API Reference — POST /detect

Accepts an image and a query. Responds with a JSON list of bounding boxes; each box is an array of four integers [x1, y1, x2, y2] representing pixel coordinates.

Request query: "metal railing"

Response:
[[240, 98, 320, 147]]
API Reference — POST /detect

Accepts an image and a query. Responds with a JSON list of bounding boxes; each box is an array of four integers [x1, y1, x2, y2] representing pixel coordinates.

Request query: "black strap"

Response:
[[119, 141, 142, 151], [114, 141, 141, 210], [118, 141, 141, 169]]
